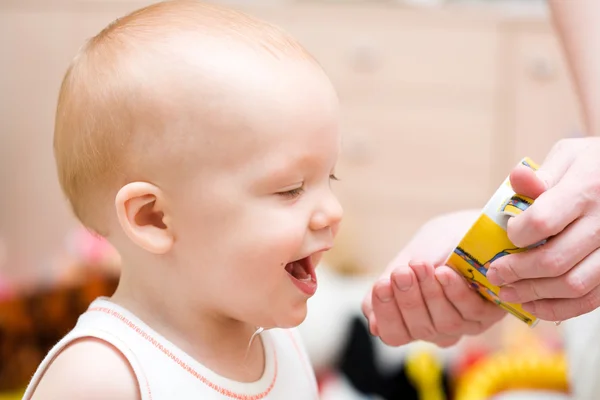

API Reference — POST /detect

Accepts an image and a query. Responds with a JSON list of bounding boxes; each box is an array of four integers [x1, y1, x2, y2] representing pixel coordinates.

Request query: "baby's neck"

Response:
[[110, 277, 266, 383]]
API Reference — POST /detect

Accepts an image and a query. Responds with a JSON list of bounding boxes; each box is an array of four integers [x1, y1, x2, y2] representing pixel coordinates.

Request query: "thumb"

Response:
[[510, 138, 583, 199], [509, 164, 547, 199]]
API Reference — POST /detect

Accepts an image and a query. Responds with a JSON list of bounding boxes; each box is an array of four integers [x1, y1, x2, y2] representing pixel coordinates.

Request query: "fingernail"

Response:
[[487, 267, 504, 286], [393, 271, 413, 292], [375, 285, 393, 303], [413, 264, 429, 282], [434, 270, 449, 286], [522, 302, 536, 314], [499, 286, 520, 303]]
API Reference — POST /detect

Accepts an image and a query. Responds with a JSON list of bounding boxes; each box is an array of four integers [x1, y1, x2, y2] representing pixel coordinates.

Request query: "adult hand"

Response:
[[362, 211, 506, 348], [487, 137, 600, 321]]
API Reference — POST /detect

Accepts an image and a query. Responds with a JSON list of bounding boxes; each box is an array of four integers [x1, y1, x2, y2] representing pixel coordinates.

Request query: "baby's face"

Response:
[[166, 55, 342, 329]]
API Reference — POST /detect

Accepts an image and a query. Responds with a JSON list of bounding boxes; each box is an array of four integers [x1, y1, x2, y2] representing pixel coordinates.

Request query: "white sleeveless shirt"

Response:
[[23, 298, 319, 399]]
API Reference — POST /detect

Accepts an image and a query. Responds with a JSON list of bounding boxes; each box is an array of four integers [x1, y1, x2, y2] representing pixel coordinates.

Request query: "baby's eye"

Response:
[[278, 186, 304, 199], [329, 174, 340, 181]]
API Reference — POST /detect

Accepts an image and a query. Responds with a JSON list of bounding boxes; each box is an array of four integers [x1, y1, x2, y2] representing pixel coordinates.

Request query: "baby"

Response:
[[24, 1, 342, 399]]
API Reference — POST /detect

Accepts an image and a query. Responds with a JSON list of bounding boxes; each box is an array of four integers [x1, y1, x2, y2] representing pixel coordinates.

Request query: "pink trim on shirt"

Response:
[[89, 307, 278, 400], [284, 330, 316, 393]]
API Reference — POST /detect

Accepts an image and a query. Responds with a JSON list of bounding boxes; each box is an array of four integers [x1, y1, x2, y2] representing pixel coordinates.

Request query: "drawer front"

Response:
[[507, 26, 584, 167], [334, 103, 495, 208], [250, 5, 499, 98]]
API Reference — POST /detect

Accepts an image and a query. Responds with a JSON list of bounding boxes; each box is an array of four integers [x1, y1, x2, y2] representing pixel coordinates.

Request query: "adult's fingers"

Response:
[[436, 266, 506, 326], [498, 246, 600, 303], [490, 215, 600, 285], [506, 138, 590, 248], [391, 266, 436, 341], [506, 179, 582, 248], [412, 262, 480, 336], [370, 279, 411, 346], [522, 284, 600, 321], [508, 139, 581, 202], [509, 164, 547, 200]]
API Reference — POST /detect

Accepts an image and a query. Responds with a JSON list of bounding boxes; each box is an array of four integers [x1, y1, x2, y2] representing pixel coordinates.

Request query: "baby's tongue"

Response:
[[285, 261, 309, 280]]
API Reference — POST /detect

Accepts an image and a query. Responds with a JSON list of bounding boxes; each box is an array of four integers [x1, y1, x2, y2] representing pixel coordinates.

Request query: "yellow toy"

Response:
[[454, 351, 569, 400], [405, 345, 446, 400], [403, 319, 569, 400]]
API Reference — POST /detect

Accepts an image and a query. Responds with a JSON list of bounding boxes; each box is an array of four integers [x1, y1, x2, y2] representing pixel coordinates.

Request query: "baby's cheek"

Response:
[[331, 222, 341, 239], [311, 253, 324, 268], [256, 219, 306, 252]]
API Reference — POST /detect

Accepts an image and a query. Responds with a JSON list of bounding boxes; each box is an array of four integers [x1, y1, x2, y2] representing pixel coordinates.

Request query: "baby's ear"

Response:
[[115, 182, 174, 254]]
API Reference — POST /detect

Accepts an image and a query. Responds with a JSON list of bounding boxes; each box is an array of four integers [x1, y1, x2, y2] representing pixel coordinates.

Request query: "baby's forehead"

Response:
[[146, 71, 338, 181], [98, 3, 336, 166]]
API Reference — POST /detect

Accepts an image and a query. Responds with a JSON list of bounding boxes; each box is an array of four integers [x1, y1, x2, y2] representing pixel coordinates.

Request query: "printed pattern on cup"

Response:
[[446, 157, 540, 327]]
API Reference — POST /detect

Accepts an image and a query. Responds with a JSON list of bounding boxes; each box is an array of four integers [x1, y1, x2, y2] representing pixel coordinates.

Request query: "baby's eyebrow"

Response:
[[248, 156, 309, 186], [256, 165, 300, 184], [250, 147, 335, 185]]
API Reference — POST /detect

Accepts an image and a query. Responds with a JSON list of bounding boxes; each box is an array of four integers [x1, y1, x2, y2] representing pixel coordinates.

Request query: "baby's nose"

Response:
[[309, 194, 343, 231]]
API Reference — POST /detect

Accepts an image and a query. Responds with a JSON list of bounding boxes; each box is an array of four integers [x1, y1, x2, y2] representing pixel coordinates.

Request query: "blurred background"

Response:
[[0, 0, 584, 399]]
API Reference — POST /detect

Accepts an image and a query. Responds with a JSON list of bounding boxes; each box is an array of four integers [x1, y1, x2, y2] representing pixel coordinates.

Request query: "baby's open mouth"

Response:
[[284, 256, 317, 296], [284, 256, 313, 282]]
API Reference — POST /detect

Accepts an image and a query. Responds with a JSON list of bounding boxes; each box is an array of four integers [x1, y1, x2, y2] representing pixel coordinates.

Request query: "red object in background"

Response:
[[452, 346, 490, 379]]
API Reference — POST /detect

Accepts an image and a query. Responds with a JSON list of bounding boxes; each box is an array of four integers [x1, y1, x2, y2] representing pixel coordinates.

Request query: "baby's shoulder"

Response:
[[29, 337, 140, 400]]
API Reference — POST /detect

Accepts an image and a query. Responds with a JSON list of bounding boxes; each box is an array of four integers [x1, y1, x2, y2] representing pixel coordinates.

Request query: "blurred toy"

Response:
[[405, 345, 446, 400], [452, 345, 491, 380], [454, 351, 569, 400], [454, 318, 568, 399]]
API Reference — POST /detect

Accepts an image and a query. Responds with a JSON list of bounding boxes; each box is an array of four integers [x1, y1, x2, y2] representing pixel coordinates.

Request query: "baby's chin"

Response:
[[260, 302, 310, 330]]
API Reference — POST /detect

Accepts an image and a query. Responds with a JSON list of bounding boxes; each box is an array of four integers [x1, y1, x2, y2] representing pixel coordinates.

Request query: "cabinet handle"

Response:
[[350, 42, 380, 73], [528, 56, 556, 80]]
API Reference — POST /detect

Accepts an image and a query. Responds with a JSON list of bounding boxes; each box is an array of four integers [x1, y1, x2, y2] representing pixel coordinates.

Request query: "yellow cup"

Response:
[[445, 157, 540, 326]]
